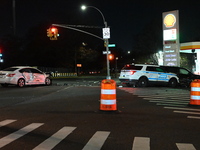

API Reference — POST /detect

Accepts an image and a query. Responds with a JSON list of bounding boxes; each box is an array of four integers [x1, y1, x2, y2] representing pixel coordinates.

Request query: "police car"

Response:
[[119, 64, 179, 87]]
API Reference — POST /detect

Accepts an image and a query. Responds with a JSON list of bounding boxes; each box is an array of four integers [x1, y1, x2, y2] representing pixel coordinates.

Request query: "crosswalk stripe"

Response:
[[176, 143, 196, 150], [33, 126, 76, 150], [0, 119, 198, 150], [140, 95, 189, 98], [132, 137, 150, 150], [82, 131, 110, 150], [157, 103, 186, 107], [150, 100, 188, 104], [0, 120, 16, 127], [164, 107, 200, 112], [0, 123, 44, 148], [174, 110, 200, 115], [170, 97, 190, 100], [187, 116, 200, 119]]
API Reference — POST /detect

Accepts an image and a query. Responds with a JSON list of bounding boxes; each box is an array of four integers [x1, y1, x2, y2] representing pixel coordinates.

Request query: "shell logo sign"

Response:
[[164, 14, 176, 28]]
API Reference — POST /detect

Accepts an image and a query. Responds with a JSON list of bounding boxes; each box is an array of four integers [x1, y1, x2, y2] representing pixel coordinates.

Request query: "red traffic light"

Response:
[[51, 27, 57, 33], [108, 54, 114, 60], [47, 27, 59, 40]]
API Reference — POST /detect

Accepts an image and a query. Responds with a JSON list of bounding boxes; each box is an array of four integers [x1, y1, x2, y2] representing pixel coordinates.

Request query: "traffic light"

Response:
[[47, 27, 59, 40], [51, 27, 58, 40], [47, 28, 53, 37], [108, 54, 114, 60]]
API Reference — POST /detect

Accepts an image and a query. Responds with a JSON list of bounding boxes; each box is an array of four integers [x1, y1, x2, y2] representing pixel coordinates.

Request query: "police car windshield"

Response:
[[122, 65, 142, 70]]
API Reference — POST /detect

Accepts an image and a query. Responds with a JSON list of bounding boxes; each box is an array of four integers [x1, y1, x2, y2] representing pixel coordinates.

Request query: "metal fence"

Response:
[[37, 66, 77, 78]]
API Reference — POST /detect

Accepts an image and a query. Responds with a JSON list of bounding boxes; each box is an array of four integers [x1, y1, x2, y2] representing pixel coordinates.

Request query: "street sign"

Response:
[[103, 51, 111, 54], [108, 44, 116, 47], [103, 28, 110, 39]]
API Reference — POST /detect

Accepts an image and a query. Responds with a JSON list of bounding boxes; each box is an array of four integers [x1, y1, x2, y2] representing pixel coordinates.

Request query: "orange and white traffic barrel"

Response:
[[190, 79, 200, 105], [100, 79, 117, 111]]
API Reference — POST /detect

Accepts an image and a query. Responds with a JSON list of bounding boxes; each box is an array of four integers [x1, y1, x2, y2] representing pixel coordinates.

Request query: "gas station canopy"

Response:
[[180, 42, 200, 53], [180, 41, 200, 74]]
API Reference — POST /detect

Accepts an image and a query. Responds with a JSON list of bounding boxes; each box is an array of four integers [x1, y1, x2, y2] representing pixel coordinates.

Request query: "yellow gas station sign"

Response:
[[164, 14, 176, 28]]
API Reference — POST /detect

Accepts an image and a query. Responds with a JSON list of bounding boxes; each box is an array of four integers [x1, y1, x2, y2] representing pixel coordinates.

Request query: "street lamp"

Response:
[[81, 5, 111, 79]]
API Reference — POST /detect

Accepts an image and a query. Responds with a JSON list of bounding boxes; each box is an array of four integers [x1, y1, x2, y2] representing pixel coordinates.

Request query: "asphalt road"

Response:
[[0, 78, 199, 150]]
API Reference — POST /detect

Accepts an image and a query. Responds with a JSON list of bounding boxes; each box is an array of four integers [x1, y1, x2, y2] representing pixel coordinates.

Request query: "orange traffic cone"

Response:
[[100, 79, 117, 111], [190, 79, 200, 105]]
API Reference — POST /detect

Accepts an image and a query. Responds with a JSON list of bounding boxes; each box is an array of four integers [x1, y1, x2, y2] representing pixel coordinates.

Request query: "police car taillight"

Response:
[[130, 71, 136, 75]]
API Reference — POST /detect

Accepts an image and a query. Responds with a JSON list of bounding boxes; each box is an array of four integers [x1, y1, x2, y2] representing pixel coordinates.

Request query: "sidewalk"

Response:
[[52, 75, 121, 86]]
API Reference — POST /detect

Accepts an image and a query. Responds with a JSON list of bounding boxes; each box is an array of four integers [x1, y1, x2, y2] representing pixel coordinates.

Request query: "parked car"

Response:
[[0, 66, 52, 87], [119, 64, 179, 87], [160, 66, 200, 87]]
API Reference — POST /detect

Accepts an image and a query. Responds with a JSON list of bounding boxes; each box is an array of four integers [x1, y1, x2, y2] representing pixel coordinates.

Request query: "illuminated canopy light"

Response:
[[164, 14, 176, 28]]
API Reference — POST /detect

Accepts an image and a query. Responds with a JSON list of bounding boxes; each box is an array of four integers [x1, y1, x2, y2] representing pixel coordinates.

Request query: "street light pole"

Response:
[[81, 5, 111, 79], [12, 0, 16, 36]]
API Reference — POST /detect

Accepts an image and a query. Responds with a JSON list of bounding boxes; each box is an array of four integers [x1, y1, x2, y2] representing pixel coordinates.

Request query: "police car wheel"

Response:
[[168, 78, 177, 88], [138, 77, 148, 87]]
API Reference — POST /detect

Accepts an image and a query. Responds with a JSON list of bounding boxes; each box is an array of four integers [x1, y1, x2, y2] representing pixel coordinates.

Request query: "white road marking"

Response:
[[33, 126, 76, 150], [82, 131, 110, 150], [164, 107, 200, 112], [176, 143, 196, 150], [143, 98, 165, 100], [0, 123, 44, 148], [157, 103, 186, 107], [187, 116, 200, 119], [174, 110, 200, 115], [132, 137, 150, 150], [138, 94, 189, 97], [0, 120, 16, 127], [141, 96, 189, 100], [150, 100, 188, 104]]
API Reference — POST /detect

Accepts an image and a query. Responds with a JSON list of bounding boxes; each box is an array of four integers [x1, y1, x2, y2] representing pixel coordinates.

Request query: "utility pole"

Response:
[[13, 0, 16, 36]]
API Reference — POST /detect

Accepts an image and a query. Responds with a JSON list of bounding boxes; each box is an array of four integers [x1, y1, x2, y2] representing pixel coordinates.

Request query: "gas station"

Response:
[[162, 10, 200, 75], [180, 42, 200, 74]]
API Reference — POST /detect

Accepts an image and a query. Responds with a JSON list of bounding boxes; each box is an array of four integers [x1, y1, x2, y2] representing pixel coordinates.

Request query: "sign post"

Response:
[[163, 10, 180, 66], [103, 27, 111, 79]]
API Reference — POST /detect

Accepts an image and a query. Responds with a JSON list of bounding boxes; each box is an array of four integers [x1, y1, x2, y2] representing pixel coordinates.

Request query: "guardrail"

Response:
[[51, 73, 77, 78]]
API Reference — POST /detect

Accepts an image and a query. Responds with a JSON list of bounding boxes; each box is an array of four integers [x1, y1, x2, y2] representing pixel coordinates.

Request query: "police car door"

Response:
[[146, 66, 159, 82], [156, 67, 168, 82]]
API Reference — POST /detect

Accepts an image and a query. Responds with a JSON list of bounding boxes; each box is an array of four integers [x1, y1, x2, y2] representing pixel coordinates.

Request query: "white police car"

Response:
[[119, 64, 179, 87]]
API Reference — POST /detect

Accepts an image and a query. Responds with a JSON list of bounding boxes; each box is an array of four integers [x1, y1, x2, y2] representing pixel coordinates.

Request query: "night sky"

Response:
[[0, 0, 200, 50]]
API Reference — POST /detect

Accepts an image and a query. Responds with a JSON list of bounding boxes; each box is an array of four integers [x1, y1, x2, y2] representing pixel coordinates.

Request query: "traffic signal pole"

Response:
[[49, 23, 111, 79], [105, 39, 111, 79]]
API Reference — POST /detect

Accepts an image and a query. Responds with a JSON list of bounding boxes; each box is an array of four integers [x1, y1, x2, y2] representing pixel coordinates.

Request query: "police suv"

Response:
[[119, 64, 179, 87]]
